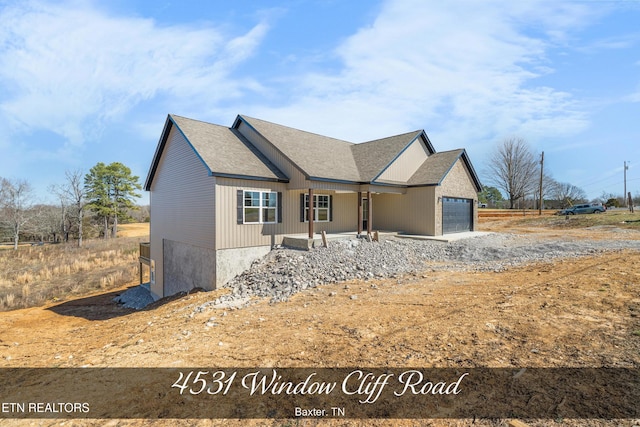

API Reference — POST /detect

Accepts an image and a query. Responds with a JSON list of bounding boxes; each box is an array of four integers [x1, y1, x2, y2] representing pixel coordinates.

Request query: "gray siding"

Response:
[[149, 126, 216, 299], [377, 138, 430, 182], [215, 177, 358, 250], [374, 187, 436, 235], [299, 180, 361, 192]]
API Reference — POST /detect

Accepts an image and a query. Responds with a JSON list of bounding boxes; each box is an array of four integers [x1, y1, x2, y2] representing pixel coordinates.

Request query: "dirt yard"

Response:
[[1, 216, 639, 426]]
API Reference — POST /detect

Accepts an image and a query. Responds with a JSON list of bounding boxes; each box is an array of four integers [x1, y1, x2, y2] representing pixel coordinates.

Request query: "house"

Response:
[[144, 114, 482, 300]]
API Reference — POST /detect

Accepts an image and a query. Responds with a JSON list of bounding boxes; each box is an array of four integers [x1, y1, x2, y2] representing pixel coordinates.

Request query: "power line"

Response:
[[580, 174, 622, 188]]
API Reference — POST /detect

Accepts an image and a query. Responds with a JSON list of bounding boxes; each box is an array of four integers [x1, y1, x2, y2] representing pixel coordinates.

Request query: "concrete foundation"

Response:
[[216, 245, 272, 286], [282, 233, 361, 250], [163, 239, 216, 296], [282, 236, 315, 250]]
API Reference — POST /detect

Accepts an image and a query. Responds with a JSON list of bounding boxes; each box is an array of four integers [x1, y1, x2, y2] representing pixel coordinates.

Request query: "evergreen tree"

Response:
[[478, 186, 504, 207], [84, 162, 142, 238]]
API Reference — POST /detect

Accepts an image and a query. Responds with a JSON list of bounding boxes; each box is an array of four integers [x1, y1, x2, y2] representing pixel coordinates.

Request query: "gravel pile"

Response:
[[198, 233, 640, 309], [113, 284, 154, 309]]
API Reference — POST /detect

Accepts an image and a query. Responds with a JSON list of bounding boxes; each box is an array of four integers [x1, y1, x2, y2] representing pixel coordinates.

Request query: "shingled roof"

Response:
[[145, 114, 482, 192], [238, 115, 362, 182], [238, 116, 439, 184], [144, 115, 288, 190], [351, 130, 429, 181]]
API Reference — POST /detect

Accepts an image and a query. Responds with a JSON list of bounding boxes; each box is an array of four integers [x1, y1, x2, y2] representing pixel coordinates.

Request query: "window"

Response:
[[243, 191, 278, 224], [305, 194, 331, 222], [262, 191, 277, 223]]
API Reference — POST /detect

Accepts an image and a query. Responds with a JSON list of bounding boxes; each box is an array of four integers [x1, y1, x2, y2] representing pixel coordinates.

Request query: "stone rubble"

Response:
[[201, 233, 640, 308], [113, 284, 155, 309]]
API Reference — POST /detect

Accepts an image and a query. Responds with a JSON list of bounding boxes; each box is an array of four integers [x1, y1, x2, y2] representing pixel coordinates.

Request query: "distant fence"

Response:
[[478, 209, 556, 219]]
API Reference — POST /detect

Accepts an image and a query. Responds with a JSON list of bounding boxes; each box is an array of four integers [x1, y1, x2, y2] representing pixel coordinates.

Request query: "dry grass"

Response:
[[0, 229, 149, 311], [117, 222, 150, 238], [506, 209, 640, 230]]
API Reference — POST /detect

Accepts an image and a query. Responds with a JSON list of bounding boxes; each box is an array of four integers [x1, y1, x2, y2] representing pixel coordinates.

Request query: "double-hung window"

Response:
[[305, 194, 331, 222], [243, 191, 278, 224]]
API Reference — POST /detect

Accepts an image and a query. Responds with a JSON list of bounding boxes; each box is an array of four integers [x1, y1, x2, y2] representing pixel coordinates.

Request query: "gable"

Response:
[[145, 115, 288, 191], [439, 158, 482, 199], [351, 130, 425, 181], [408, 149, 483, 192], [374, 134, 432, 183]]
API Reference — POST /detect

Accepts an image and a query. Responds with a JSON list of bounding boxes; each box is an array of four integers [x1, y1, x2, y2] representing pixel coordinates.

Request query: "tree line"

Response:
[[481, 137, 633, 210], [0, 162, 143, 250]]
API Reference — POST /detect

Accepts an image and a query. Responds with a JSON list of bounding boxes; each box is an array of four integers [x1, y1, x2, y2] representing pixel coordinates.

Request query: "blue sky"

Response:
[[1, 0, 639, 205]]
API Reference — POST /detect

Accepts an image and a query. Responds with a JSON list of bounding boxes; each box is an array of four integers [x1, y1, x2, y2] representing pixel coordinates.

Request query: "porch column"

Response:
[[308, 188, 314, 239], [367, 191, 372, 234], [357, 191, 363, 234]]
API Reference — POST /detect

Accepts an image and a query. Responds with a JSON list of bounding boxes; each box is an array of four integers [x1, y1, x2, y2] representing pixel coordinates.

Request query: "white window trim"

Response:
[[305, 194, 331, 223], [243, 190, 278, 224]]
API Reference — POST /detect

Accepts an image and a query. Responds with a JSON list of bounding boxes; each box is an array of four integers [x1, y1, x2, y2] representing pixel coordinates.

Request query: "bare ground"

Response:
[[1, 218, 639, 427]]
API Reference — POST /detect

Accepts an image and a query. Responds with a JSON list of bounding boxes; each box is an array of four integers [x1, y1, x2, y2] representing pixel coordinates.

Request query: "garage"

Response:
[[442, 197, 473, 234]]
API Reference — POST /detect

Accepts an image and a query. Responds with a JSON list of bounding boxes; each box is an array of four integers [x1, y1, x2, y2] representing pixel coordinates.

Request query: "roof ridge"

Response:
[[357, 129, 423, 145], [434, 148, 464, 154], [170, 114, 229, 128], [239, 114, 355, 146]]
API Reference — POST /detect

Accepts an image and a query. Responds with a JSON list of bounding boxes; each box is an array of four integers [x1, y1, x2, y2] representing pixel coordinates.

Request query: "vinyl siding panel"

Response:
[[377, 138, 430, 183], [215, 178, 286, 249], [215, 178, 358, 249], [149, 126, 215, 298], [300, 180, 361, 192], [374, 187, 436, 235]]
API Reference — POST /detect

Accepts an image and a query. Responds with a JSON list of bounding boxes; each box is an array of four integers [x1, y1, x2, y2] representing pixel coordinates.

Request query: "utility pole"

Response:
[[624, 161, 629, 207], [538, 151, 544, 215]]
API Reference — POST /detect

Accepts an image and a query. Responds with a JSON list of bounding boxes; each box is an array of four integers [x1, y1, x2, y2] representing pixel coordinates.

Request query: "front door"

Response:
[[362, 198, 369, 231]]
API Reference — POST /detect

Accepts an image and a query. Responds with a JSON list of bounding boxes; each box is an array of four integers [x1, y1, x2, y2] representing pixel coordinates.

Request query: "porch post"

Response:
[[367, 191, 372, 234], [308, 188, 314, 239], [357, 191, 363, 234]]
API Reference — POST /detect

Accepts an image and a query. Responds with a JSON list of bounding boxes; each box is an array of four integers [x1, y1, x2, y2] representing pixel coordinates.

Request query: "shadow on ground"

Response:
[[47, 288, 137, 321], [47, 286, 204, 321]]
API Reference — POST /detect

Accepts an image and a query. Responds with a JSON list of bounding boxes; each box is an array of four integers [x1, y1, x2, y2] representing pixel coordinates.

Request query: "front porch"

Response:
[[282, 231, 381, 250], [281, 230, 491, 250], [304, 189, 379, 239]]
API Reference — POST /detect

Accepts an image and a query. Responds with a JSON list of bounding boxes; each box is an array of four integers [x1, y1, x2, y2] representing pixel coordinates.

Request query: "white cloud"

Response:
[[253, 0, 593, 146], [0, 0, 269, 145]]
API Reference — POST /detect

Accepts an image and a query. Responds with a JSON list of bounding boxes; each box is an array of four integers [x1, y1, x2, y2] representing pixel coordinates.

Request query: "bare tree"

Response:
[[30, 204, 61, 242], [49, 184, 70, 242], [551, 182, 587, 208], [64, 170, 87, 247], [50, 170, 90, 246], [0, 178, 37, 250], [486, 137, 539, 209], [537, 173, 559, 210]]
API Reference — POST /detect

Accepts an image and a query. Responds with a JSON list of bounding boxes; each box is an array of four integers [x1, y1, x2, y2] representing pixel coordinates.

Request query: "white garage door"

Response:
[[442, 197, 473, 234]]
